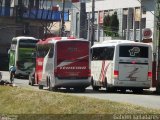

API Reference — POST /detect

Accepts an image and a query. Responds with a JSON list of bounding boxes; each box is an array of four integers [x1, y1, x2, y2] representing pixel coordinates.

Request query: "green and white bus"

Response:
[[9, 36, 38, 78]]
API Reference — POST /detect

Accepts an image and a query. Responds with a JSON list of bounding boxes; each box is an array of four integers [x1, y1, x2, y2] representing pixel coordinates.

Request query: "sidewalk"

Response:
[[0, 71, 9, 80]]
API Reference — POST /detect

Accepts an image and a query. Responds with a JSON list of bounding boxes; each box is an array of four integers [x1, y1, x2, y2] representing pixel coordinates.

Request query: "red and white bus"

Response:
[[91, 40, 152, 93], [35, 37, 91, 92], [34, 39, 50, 85]]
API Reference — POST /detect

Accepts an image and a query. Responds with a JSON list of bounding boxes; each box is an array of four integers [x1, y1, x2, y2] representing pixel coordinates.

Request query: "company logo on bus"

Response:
[[60, 66, 87, 70], [11, 44, 16, 50], [129, 47, 140, 56], [68, 47, 79, 52]]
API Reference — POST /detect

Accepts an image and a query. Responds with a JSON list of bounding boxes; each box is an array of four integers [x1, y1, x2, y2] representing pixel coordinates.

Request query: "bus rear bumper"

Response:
[[54, 78, 91, 88], [111, 80, 151, 89], [16, 69, 30, 75]]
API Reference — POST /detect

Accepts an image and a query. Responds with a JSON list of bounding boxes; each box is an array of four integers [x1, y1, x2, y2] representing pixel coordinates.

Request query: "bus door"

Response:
[[56, 41, 90, 80], [118, 45, 151, 82]]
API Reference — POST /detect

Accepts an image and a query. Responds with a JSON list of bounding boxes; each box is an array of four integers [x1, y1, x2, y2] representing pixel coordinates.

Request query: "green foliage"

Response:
[[103, 11, 119, 37]]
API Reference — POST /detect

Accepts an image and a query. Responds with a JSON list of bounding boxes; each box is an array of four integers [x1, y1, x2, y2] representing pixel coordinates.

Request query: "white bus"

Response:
[[91, 40, 152, 93], [9, 36, 38, 78], [37, 37, 91, 92]]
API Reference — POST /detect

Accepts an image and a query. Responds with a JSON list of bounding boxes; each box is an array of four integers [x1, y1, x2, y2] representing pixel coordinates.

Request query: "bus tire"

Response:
[[48, 79, 52, 91], [105, 78, 109, 92], [79, 87, 86, 92], [133, 88, 143, 94], [29, 76, 35, 86], [120, 89, 126, 93], [48, 79, 58, 91], [52, 87, 58, 91], [31, 80, 34, 86], [39, 85, 43, 89], [74, 87, 86, 93], [91, 78, 100, 91], [105, 78, 114, 92]]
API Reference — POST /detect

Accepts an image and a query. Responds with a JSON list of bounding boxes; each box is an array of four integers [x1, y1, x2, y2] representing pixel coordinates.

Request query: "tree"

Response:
[[110, 11, 119, 37], [103, 14, 112, 36], [103, 11, 119, 37]]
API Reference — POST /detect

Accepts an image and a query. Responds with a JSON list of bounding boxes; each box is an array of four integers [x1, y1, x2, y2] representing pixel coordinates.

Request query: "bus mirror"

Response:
[[31, 52, 36, 58], [8, 49, 10, 54]]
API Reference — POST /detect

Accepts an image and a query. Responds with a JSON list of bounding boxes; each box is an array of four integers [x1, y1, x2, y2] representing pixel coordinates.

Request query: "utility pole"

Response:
[[61, 0, 65, 37], [90, 0, 95, 46], [156, 0, 160, 94]]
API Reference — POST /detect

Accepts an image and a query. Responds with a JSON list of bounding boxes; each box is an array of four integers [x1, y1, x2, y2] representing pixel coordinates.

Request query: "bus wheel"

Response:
[[91, 79, 100, 91], [31, 79, 35, 86], [132, 88, 143, 94], [39, 85, 43, 89], [66, 88, 71, 92], [79, 87, 86, 92], [74, 87, 86, 93], [29, 76, 35, 86], [105, 78, 114, 92], [120, 89, 126, 93], [52, 87, 58, 91], [28, 80, 33, 86], [48, 79, 57, 91], [48, 79, 52, 91], [28, 82, 31, 85], [93, 86, 100, 91], [105, 78, 109, 92]]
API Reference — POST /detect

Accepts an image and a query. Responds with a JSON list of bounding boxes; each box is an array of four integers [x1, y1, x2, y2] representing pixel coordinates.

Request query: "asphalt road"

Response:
[[1, 71, 160, 110]]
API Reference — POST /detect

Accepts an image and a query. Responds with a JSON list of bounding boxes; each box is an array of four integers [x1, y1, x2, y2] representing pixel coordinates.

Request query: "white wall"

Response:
[[86, 0, 140, 12], [86, 0, 155, 40]]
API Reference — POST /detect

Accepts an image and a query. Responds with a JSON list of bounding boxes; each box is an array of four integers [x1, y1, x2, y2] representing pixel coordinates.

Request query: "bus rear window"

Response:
[[119, 46, 148, 58], [91, 47, 114, 60]]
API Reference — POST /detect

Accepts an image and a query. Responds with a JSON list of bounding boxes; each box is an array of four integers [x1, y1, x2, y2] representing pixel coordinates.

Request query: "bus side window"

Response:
[[49, 45, 54, 58]]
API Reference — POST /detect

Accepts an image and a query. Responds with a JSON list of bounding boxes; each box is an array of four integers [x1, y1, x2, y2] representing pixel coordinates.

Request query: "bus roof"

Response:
[[92, 40, 151, 48], [37, 37, 88, 44], [12, 36, 38, 41]]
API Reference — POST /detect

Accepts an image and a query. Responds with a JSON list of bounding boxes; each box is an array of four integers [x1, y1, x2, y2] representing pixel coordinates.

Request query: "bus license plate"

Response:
[[130, 77, 136, 81]]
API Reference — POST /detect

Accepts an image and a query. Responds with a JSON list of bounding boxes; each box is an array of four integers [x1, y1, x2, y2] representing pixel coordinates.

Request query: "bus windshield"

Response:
[[18, 39, 38, 70], [19, 39, 37, 48]]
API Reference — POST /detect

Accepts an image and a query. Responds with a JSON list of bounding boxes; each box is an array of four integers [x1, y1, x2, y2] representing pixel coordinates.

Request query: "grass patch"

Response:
[[0, 86, 159, 120]]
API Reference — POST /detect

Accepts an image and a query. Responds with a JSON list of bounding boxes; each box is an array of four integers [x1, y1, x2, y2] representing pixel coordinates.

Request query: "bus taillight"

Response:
[[148, 71, 152, 80], [131, 61, 136, 64], [114, 70, 119, 78]]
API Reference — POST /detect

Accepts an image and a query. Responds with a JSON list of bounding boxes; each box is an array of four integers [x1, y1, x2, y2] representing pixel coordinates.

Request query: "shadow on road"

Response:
[[37, 86, 160, 96]]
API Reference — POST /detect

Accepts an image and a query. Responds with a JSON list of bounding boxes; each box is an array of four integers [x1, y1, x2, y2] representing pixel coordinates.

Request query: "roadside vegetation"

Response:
[[0, 86, 160, 120]]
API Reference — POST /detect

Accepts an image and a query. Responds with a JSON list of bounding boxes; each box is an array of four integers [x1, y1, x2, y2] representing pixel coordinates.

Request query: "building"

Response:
[[71, 0, 158, 49], [71, 1, 88, 39], [0, 0, 70, 70]]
